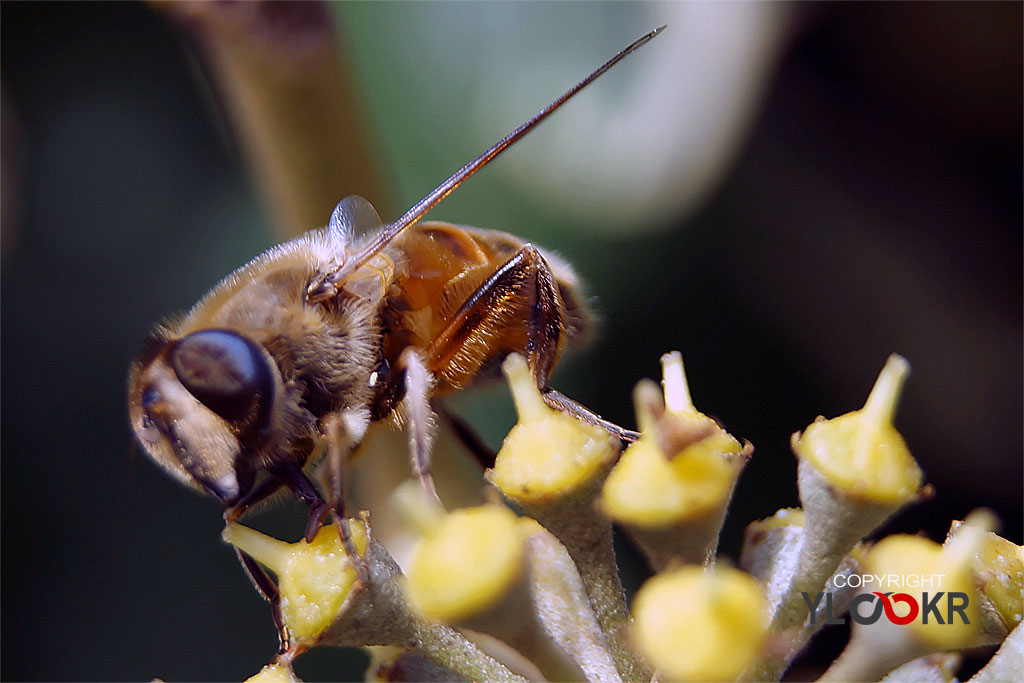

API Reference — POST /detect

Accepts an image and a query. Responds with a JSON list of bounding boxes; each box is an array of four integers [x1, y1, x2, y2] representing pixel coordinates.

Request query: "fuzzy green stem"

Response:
[[366, 649, 465, 683], [458, 566, 586, 682], [881, 654, 961, 683], [818, 621, 923, 682], [626, 505, 728, 570], [519, 480, 652, 683], [970, 622, 1023, 682], [522, 527, 624, 682], [405, 618, 527, 683], [768, 460, 904, 632], [819, 642, 918, 682]]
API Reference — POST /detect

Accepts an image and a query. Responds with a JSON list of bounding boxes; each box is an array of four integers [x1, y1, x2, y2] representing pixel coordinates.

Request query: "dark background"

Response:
[[2, 2, 1020, 681]]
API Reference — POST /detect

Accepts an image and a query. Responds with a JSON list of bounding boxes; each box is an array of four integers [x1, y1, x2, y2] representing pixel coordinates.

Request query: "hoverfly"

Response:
[[129, 27, 661, 651]]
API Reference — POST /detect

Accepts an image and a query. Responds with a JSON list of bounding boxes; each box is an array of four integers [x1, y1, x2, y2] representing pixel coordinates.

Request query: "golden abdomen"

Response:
[[380, 222, 590, 392]]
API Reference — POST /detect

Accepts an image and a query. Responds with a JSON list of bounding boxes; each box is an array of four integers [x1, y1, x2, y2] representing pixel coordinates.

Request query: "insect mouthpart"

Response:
[[129, 328, 281, 505]]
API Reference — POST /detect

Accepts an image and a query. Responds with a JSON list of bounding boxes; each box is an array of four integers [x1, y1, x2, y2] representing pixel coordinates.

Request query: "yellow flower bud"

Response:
[[223, 521, 367, 641], [601, 352, 743, 528], [405, 504, 524, 622], [632, 565, 768, 682], [793, 354, 923, 503], [630, 565, 770, 679], [868, 530, 982, 651], [973, 531, 1024, 631], [602, 437, 735, 526], [244, 663, 301, 683], [491, 354, 617, 501]]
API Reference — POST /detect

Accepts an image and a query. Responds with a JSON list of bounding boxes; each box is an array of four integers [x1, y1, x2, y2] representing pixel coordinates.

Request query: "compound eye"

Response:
[[170, 329, 274, 424]]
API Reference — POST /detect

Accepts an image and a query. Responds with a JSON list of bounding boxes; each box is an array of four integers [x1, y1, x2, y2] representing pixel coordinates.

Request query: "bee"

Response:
[[128, 27, 660, 650]]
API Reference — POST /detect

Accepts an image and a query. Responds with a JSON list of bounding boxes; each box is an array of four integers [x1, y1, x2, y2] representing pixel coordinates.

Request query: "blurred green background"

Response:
[[2, 2, 1020, 681]]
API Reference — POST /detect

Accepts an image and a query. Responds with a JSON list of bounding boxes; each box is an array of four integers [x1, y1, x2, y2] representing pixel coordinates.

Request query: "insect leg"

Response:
[[270, 461, 330, 543], [502, 247, 639, 442], [435, 402, 497, 470], [223, 475, 285, 522], [320, 411, 368, 576], [222, 475, 294, 652], [399, 348, 440, 502], [424, 244, 637, 443], [423, 244, 554, 381], [235, 547, 291, 655], [540, 389, 640, 443]]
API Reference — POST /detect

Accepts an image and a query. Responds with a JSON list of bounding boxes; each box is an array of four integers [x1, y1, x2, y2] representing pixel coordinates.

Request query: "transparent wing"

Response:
[[328, 195, 385, 242], [308, 196, 387, 303]]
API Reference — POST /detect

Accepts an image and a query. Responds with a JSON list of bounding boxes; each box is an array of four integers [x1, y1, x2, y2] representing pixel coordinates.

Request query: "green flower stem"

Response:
[[404, 619, 527, 683], [624, 510, 725, 571], [517, 478, 652, 683], [454, 553, 587, 682], [969, 623, 1023, 683], [881, 654, 961, 683], [522, 526, 623, 683], [770, 460, 908, 632], [365, 648, 466, 683], [817, 624, 924, 683], [742, 547, 863, 681]]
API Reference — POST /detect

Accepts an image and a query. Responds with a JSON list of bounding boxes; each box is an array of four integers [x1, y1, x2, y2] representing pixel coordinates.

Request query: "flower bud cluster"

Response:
[[210, 351, 1017, 683]]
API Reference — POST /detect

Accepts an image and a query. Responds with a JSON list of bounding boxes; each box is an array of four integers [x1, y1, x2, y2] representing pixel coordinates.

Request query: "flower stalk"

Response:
[[819, 512, 993, 682], [365, 647, 465, 682], [880, 653, 961, 683], [969, 622, 1023, 683], [401, 497, 595, 681], [193, 351, 1015, 683], [770, 355, 926, 632], [739, 508, 865, 681], [490, 353, 649, 682], [601, 352, 748, 569], [955, 519, 1024, 639]]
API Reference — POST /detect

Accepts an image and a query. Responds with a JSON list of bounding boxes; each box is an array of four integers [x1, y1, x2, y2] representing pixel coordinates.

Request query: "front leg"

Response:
[[320, 409, 371, 575], [268, 462, 331, 543], [223, 477, 294, 656], [235, 547, 291, 656]]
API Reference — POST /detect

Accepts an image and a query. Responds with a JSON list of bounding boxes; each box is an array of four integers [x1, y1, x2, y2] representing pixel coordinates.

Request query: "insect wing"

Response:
[[328, 195, 385, 242]]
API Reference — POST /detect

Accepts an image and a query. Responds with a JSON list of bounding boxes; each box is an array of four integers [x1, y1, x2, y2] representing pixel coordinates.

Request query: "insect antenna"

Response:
[[342, 25, 666, 277]]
